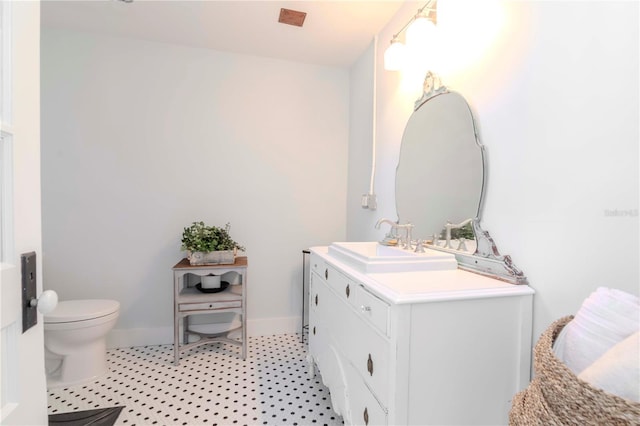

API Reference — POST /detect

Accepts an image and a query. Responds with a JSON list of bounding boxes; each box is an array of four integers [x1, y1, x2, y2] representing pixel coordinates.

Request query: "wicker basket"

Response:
[[510, 316, 640, 425]]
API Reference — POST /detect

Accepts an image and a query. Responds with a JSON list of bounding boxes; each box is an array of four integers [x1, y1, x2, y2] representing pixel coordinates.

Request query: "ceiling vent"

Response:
[[278, 8, 307, 27]]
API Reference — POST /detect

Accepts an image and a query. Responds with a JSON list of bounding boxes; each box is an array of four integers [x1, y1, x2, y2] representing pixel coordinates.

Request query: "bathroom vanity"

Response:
[[307, 72, 535, 424], [307, 245, 534, 425]]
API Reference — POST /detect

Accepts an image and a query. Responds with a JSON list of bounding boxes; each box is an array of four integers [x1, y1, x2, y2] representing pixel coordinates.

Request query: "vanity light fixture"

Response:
[[384, 36, 406, 71], [405, 10, 436, 50], [384, 1, 437, 71]]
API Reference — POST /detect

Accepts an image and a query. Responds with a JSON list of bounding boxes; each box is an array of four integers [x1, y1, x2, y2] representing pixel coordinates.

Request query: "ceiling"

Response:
[[41, 0, 408, 68]]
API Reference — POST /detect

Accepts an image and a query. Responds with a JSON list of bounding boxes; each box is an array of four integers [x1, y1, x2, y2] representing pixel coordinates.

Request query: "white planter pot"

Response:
[[201, 274, 221, 289], [187, 250, 235, 266]]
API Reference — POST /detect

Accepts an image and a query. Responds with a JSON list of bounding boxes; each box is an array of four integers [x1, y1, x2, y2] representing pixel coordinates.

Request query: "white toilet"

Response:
[[44, 299, 120, 389]]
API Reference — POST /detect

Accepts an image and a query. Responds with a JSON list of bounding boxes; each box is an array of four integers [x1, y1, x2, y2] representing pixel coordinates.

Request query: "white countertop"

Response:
[[311, 246, 534, 304]]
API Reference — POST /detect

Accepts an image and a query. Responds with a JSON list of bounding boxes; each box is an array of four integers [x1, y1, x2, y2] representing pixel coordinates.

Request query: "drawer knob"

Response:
[[367, 353, 374, 376], [325, 268, 328, 280], [345, 284, 350, 298], [315, 294, 318, 306], [364, 407, 369, 425], [361, 305, 371, 312]]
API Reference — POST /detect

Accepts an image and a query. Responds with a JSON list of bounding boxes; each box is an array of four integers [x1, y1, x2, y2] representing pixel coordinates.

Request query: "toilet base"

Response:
[[44, 299, 120, 389], [45, 340, 109, 389]]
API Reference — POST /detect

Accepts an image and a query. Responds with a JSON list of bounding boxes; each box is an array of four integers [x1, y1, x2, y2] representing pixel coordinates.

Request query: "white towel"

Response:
[[553, 287, 639, 375], [578, 331, 640, 402]]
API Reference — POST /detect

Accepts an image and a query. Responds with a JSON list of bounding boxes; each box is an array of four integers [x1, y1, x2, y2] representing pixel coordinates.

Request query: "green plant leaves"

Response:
[[181, 221, 245, 252]]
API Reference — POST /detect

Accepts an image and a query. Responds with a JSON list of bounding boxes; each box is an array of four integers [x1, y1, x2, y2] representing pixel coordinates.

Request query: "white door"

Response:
[[0, 1, 48, 425]]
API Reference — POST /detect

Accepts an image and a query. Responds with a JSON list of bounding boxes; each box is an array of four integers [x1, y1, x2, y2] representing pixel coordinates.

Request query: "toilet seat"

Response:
[[45, 299, 120, 324]]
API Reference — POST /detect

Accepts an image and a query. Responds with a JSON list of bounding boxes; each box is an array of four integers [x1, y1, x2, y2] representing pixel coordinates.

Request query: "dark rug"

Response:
[[48, 406, 124, 426]]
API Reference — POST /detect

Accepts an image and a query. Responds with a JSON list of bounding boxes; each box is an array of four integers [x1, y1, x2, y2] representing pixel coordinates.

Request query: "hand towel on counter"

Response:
[[553, 287, 639, 375]]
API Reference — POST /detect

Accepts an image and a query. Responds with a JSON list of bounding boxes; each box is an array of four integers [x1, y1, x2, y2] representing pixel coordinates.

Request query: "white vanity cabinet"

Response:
[[308, 247, 534, 426]]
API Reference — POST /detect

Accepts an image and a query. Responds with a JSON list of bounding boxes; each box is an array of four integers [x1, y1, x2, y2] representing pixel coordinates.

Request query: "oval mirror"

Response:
[[395, 90, 484, 241], [394, 73, 527, 284]]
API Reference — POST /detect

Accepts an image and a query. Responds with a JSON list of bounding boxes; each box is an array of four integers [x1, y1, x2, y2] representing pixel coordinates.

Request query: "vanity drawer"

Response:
[[356, 285, 390, 336], [344, 360, 387, 426], [179, 300, 241, 312], [329, 307, 389, 408], [326, 268, 389, 335], [327, 266, 353, 301], [351, 322, 390, 407], [310, 253, 327, 281], [310, 271, 325, 315], [345, 279, 359, 309]]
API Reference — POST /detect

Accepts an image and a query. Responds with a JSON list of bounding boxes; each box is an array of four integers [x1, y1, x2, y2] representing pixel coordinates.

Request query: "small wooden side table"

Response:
[[172, 256, 248, 365]]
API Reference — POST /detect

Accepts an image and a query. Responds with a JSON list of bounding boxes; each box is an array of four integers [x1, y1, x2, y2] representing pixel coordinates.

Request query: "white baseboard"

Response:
[[247, 316, 302, 337], [107, 316, 303, 349], [107, 326, 173, 349]]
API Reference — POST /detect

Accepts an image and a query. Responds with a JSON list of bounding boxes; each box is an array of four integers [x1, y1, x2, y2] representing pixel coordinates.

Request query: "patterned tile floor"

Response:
[[48, 334, 343, 426]]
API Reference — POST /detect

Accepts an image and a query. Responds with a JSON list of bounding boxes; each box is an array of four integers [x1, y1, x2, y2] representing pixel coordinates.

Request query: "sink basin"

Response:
[[327, 242, 458, 273]]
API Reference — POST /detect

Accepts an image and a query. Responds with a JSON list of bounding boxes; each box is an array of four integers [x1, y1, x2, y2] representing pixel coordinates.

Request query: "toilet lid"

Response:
[[44, 299, 120, 323]]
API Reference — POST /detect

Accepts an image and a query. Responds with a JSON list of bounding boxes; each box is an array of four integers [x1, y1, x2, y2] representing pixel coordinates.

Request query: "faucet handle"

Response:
[[401, 223, 413, 250], [414, 239, 425, 253]]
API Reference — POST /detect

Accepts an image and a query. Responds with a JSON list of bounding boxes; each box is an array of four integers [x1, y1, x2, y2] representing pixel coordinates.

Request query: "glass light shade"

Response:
[[406, 16, 436, 50], [384, 40, 406, 71]]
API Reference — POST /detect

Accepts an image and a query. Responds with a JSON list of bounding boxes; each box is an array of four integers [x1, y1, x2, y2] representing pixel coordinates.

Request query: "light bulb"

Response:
[[406, 15, 438, 72], [406, 15, 436, 50], [384, 39, 406, 71]]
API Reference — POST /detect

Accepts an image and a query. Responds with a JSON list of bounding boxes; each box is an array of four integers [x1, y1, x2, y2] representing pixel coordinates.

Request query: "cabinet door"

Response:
[[309, 270, 337, 370], [309, 271, 351, 419], [308, 271, 323, 361]]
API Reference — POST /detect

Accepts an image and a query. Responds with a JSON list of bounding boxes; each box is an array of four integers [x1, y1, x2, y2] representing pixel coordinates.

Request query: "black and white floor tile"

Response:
[[48, 335, 343, 426]]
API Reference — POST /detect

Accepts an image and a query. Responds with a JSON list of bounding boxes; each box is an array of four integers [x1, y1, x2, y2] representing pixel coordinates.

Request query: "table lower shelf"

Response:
[[175, 326, 243, 363], [174, 323, 246, 365]]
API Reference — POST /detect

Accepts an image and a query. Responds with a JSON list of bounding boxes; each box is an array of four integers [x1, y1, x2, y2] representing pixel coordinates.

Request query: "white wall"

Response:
[[349, 1, 639, 340], [347, 42, 378, 239], [41, 29, 349, 347]]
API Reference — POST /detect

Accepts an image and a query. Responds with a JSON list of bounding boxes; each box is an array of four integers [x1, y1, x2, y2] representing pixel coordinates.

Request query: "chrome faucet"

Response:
[[375, 218, 414, 250], [375, 218, 397, 230], [375, 218, 400, 245]]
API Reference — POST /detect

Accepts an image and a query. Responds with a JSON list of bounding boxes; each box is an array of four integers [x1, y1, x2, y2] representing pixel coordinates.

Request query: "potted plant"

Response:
[[181, 221, 245, 265]]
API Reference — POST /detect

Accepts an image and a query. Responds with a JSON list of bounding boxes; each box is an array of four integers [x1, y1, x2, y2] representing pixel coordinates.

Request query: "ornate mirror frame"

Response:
[[404, 72, 527, 285]]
